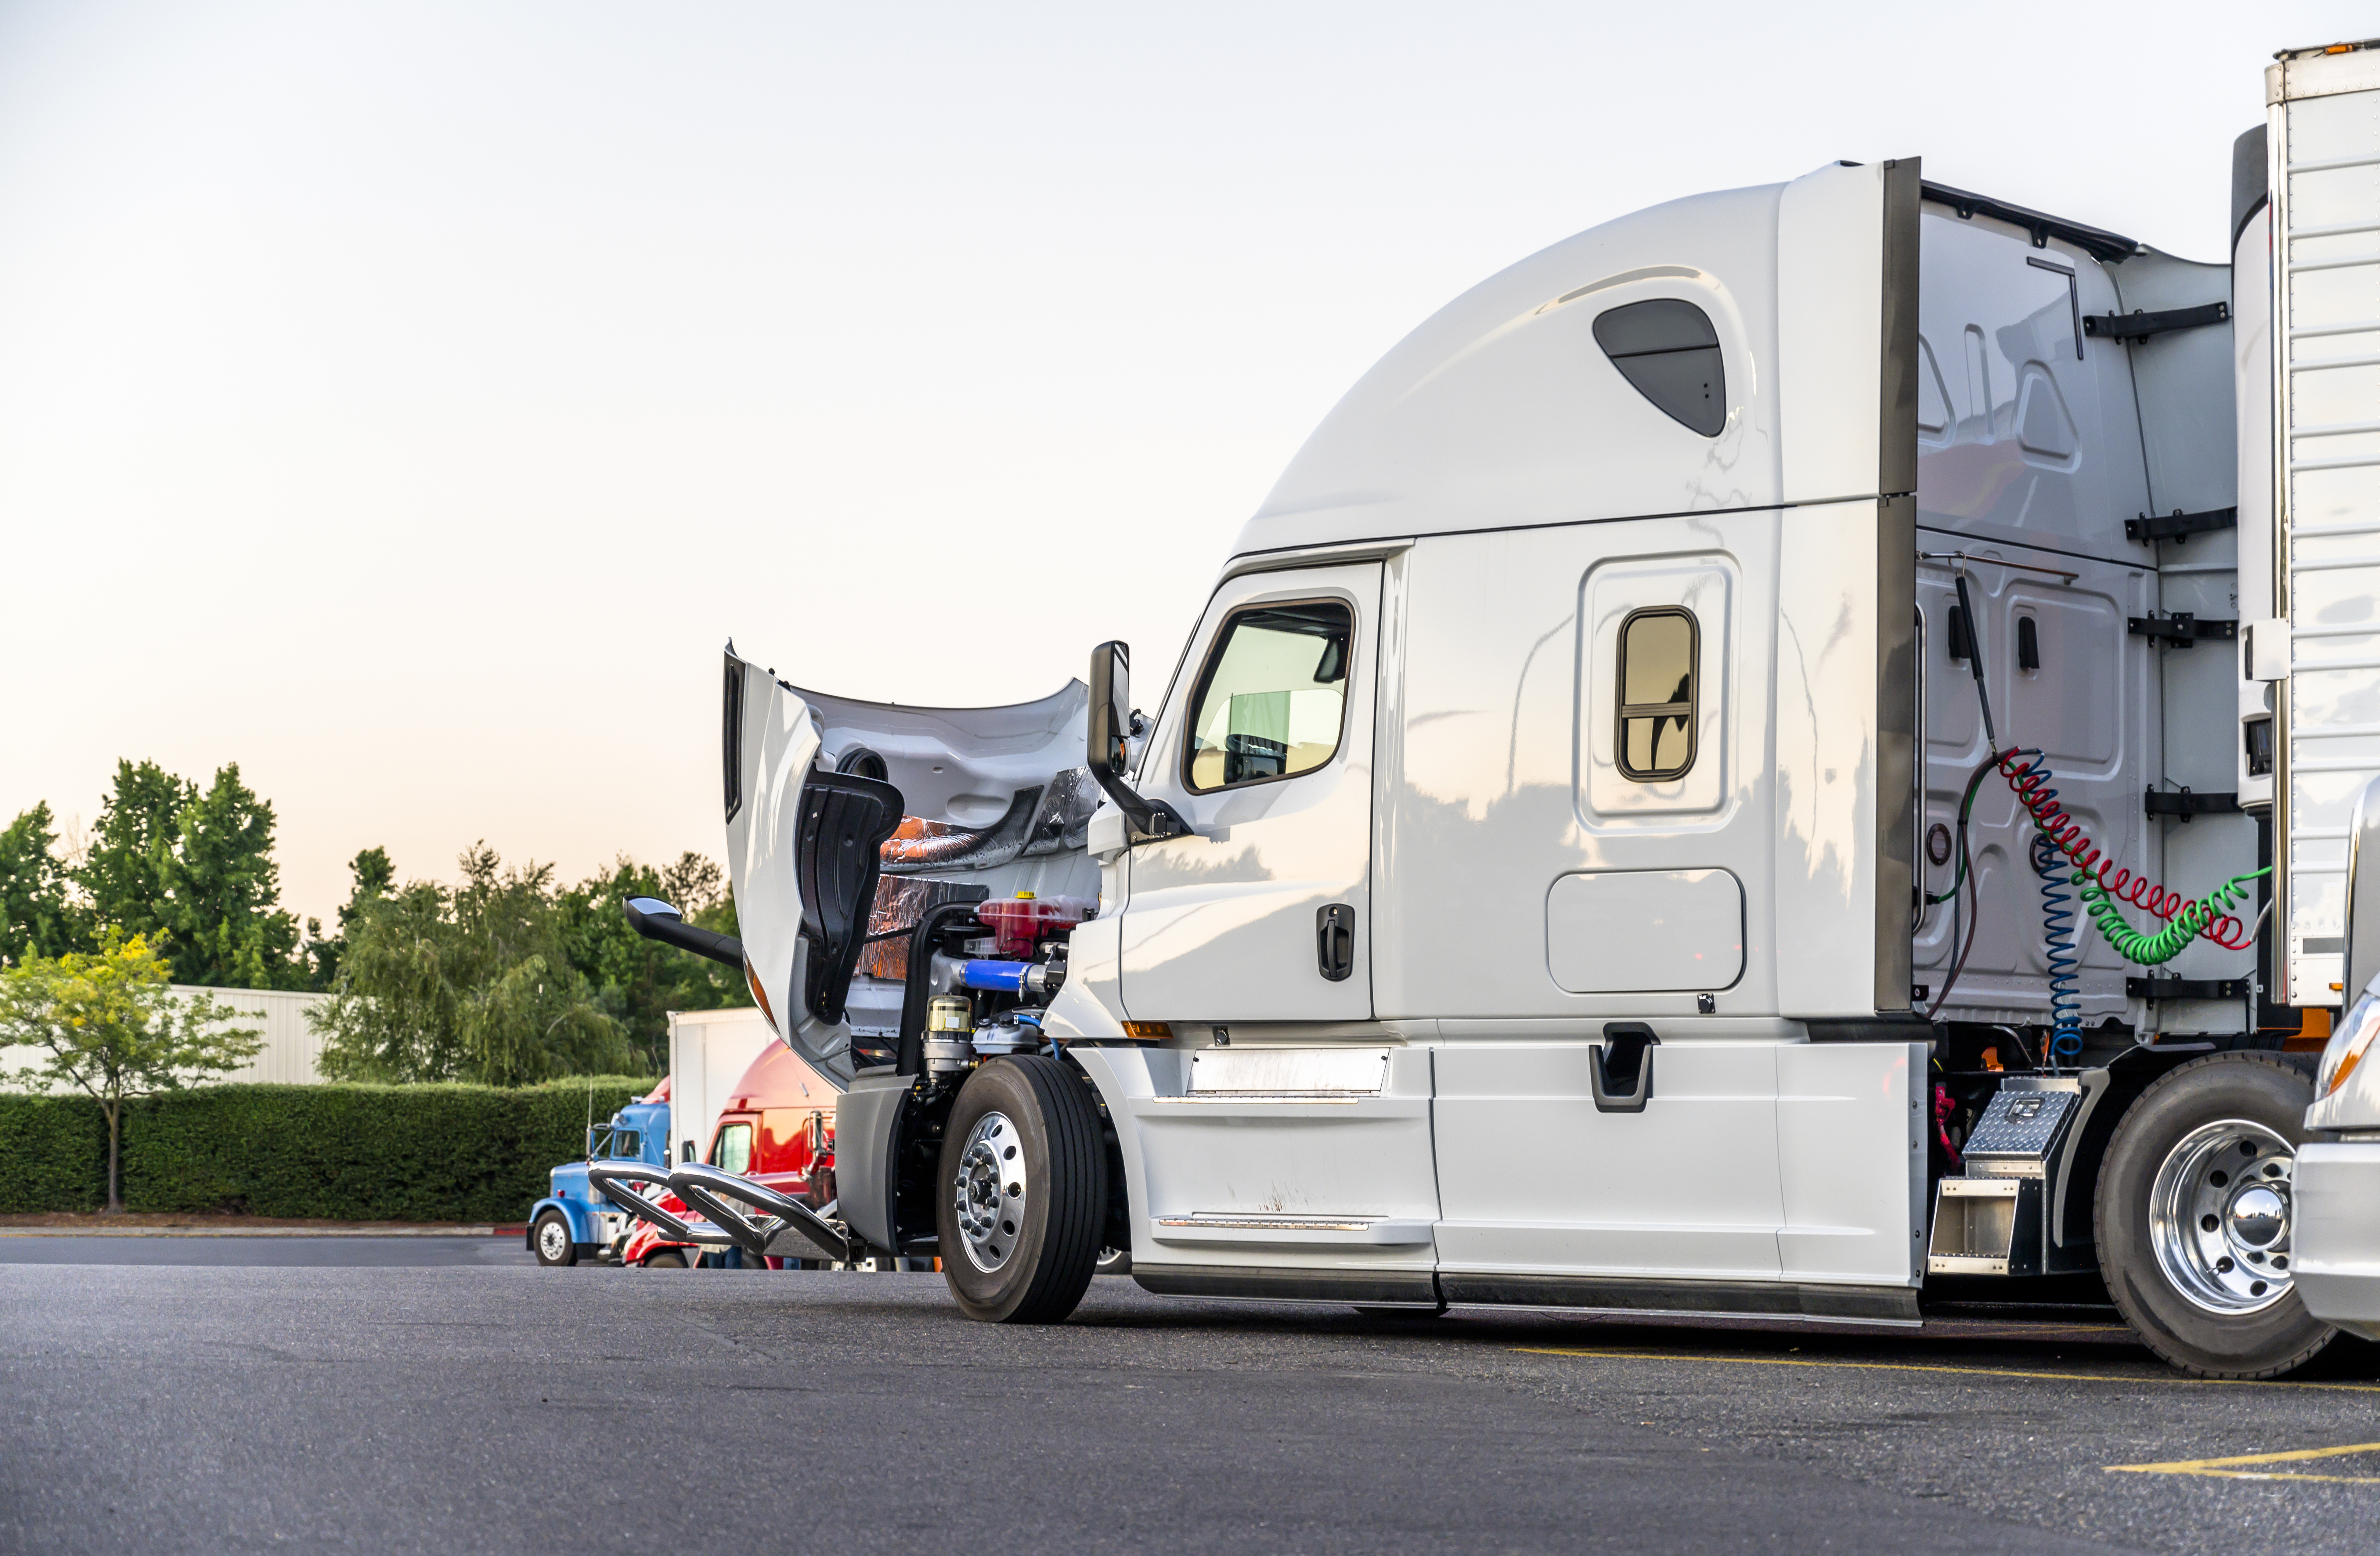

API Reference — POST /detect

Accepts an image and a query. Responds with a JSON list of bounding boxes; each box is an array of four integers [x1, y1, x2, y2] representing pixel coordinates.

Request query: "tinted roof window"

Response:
[[1593, 299, 1726, 437]]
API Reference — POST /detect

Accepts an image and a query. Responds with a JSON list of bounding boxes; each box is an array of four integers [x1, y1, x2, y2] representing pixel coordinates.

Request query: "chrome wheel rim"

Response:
[[2148, 1118, 2296, 1315], [953, 1111, 1028, 1274], [537, 1219, 570, 1262]]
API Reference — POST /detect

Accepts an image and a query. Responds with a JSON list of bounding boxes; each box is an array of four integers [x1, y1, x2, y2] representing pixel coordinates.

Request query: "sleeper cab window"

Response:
[[1592, 298, 1725, 436], [1616, 607, 1697, 782], [710, 1121, 752, 1175], [1185, 600, 1352, 792]]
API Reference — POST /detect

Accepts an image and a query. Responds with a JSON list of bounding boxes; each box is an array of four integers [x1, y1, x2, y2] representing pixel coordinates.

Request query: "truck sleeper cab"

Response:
[[660, 69, 2380, 1375]]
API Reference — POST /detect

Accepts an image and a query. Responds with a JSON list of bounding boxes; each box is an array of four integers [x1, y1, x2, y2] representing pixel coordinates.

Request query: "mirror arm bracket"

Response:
[[1089, 770, 1192, 844]]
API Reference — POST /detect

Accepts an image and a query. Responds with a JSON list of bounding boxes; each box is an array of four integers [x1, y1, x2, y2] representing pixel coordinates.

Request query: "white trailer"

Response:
[[615, 37, 2380, 1379], [664, 1007, 778, 1172], [2259, 41, 2380, 1346]]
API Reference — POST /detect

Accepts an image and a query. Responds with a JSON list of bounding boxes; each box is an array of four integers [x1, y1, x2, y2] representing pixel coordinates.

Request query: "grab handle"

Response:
[[1589, 1023, 1659, 1114]]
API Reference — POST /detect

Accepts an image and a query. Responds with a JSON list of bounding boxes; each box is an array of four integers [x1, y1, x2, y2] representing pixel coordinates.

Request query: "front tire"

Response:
[[532, 1210, 578, 1267], [937, 1056, 1105, 1324], [2097, 1054, 2336, 1378]]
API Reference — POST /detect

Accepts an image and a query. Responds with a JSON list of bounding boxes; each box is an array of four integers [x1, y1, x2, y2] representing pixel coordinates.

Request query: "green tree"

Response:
[[75, 760, 191, 938], [313, 844, 634, 1086], [72, 760, 305, 989], [0, 934, 262, 1212], [305, 846, 395, 990], [157, 765, 302, 989], [559, 850, 747, 1071], [0, 803, 88, 966]]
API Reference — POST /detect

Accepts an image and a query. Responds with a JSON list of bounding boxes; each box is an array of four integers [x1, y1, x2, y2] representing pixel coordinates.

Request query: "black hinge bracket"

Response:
[[2084, 301, 2230, 342], [2128, 613, 2237, 647], [2144, 786, 2240, 821], [2128, 976, 2248, 1001], [2125, 506, 2238, 545]]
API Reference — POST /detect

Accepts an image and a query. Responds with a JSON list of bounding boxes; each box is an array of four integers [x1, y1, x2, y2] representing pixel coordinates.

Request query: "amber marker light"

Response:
[[2319, 989, 2380, 1099], [745, 959, 779, 1036], [1123, 1021, 1173, 1040]]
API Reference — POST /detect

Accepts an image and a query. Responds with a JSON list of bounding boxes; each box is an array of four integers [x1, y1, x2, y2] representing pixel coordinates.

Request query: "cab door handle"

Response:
[[1316, 903, 1355, 982]]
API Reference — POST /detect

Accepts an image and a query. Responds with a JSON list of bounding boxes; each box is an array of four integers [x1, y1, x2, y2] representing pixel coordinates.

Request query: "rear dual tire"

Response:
[[2097, 1054, 2336, 1379], [937, 1056, 1106, 1324]]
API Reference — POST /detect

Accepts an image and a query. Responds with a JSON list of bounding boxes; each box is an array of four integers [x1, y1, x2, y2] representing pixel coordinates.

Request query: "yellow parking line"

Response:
[[1515, 1347, 2380, 1395], [2108, 1441, 2380, 1484]]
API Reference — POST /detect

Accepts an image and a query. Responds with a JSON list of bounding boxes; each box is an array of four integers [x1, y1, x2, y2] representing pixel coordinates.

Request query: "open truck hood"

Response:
[[720, 646, 1097, 1087], [793, 678, 1097, 872]]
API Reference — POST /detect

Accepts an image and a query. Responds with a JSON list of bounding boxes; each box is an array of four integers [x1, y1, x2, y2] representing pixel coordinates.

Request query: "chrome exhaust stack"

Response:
[[665, 1163, 859, 1264], [586, 1159, 732, 1248]]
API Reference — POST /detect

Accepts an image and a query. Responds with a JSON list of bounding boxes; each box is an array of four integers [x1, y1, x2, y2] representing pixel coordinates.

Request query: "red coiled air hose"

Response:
[[1996, 750, 2256, 952]]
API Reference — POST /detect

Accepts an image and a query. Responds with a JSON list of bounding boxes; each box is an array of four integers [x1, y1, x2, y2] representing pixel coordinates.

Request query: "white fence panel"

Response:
[[0, 984, 331, 1091]]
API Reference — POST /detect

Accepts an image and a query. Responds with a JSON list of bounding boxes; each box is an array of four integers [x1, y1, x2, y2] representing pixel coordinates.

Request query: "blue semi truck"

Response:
[[528, 1083, 671, 1267]]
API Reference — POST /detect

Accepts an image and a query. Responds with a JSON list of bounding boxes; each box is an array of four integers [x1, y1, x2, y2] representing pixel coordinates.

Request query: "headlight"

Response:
[[2319, 987, 2380, 1099]]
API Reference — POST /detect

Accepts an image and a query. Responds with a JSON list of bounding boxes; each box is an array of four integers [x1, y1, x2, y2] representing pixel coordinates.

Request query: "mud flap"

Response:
[[793, 771, 903, 1025], [835, 1069, 914, 1255]]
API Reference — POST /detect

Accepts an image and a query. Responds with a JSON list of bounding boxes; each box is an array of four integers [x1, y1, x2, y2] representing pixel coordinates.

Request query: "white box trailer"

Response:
[[612, 37, 2380, 1378], [664, 1007, 777, 1172], [2259, 41, 2380, 1347]]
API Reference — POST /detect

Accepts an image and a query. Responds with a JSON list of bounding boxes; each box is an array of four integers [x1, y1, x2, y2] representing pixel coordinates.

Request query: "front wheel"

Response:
[[936, 1056, 1106, 1324], [532, 1210, 578, 1268], [2097, 1054, 2337, 1378]]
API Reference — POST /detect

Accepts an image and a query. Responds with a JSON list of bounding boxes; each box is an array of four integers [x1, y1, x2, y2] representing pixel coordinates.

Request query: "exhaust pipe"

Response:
[[665, 1163, 858, 1264], [586, 1159, 731, 1247]]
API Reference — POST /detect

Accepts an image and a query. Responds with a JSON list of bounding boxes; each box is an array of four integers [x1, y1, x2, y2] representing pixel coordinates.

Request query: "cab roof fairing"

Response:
[[1232, 180, 1792, 559]]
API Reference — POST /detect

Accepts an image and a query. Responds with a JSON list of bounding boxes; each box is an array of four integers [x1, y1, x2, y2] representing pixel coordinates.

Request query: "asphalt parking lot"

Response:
[[0, 1233, 530, 1267], [5, 1250, 2378, 1554]]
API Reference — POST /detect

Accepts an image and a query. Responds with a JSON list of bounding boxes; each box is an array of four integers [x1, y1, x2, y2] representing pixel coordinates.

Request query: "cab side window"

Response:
[[1185, 600, 1353, 792], [1616, 607, 1697, 781], [709, 1121, 753, 1175]]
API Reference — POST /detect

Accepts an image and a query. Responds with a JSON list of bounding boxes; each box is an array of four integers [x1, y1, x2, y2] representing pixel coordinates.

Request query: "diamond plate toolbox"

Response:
[[1965, 1088, 2075, 1160]]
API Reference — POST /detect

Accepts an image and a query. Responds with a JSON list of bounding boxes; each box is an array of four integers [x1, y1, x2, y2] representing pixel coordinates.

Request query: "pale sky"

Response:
[[0, 1, 2364, 929]]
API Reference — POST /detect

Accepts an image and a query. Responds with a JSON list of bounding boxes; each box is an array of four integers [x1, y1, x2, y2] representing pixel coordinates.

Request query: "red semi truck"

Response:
[[615, 1034, 842, 1268]]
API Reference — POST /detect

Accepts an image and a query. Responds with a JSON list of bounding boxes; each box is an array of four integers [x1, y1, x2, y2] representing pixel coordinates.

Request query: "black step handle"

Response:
[[1590, 1022, 1660, 1113]]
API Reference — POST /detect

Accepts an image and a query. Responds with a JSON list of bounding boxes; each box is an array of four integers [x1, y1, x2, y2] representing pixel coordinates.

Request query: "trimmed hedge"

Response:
[[1, 1078, 655, 1222], [0, 1093, 108, 1213]]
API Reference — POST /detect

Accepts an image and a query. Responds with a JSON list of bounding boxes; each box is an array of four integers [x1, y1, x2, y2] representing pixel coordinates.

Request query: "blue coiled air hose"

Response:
[[2031, 831, 2083, 1066]]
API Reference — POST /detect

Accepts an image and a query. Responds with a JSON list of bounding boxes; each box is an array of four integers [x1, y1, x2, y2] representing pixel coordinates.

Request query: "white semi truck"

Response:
[[608, 38, 2380, 1379]]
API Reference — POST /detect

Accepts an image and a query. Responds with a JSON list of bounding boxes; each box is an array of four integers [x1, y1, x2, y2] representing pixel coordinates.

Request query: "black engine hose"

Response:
[[895, 895, 990, 1075], [1924, 752, 2003, 1020]]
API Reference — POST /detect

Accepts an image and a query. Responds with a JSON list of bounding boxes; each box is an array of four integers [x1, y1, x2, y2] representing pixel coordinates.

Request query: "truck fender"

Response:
[[527, 1195, 576, 1252], [1064, 1047, 1159, 1268], [2057, 1046, 2316, 1255]]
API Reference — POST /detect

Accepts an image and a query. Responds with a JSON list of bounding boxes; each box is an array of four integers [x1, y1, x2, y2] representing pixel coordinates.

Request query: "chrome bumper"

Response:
[[2292, 1140, 2380, 1343]]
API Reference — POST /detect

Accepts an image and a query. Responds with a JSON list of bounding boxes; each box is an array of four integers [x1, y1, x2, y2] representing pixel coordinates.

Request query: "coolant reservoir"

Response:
[[974, 893, 1094, 959]]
